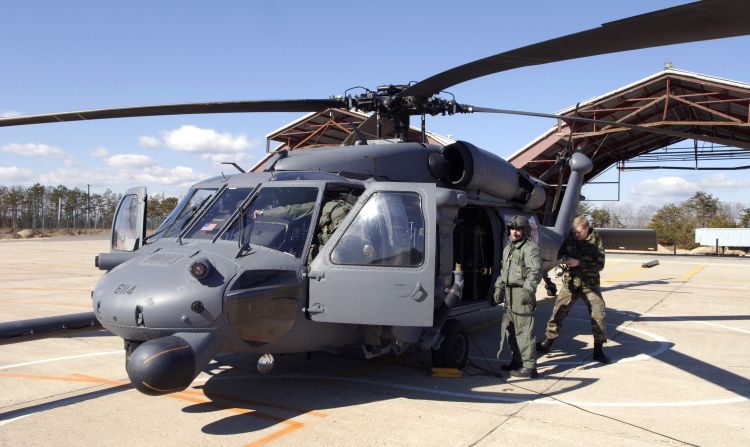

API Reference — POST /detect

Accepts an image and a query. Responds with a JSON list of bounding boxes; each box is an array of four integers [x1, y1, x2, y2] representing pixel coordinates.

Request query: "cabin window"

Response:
[[331, 191, 425, 267]]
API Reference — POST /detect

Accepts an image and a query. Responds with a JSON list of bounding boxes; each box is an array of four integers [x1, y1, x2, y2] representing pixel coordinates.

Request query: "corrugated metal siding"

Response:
[[598, 229, 657, 251], [695, 228, 750, 247]]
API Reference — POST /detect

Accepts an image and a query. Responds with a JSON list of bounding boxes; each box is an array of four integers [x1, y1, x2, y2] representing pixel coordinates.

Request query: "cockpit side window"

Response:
[[184, 188, 252, 240], [112, 194, 140, 251], [330, 191, 425, 267]]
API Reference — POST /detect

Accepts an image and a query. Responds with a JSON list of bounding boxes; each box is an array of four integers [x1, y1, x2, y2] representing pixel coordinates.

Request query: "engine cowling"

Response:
[[428, 141, 545, 210]]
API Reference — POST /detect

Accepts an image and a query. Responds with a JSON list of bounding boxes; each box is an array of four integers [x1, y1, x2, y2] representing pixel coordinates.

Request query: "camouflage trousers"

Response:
[[544, 285, 607, 343], [503, 287, 537, 369]]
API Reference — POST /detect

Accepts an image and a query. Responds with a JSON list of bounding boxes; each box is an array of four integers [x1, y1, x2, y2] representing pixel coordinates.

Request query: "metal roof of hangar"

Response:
[[508, 68, 750, 184], [251, 108, 455, 171]]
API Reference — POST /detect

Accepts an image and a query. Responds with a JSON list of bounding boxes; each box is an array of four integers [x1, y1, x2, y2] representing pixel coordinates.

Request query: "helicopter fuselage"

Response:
[[93, 140, 590, 394]]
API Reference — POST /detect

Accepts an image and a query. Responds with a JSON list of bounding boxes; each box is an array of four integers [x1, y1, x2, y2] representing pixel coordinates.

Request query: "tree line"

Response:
[[0, 183, 178, 231], [582, 191, 750, 249], [3, 184, 749, 249]]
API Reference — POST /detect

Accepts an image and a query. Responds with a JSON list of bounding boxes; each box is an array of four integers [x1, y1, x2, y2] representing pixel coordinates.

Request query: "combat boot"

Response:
[[509, 367, 539, 379], [500, 360, 522, 371], [593, 342, 611, 364], [536, 338, 553, 354]]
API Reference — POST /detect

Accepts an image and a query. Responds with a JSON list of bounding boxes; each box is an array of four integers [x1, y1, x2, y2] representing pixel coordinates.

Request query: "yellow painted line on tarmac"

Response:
[[0, 371, 127, 386], [171, 388, 309, 447], [0, 370, 313, 446], [186, 388, 328, 418], [681, 264, 706, 281], [0, 300, 91, 308], [601, 266, 645, 284]]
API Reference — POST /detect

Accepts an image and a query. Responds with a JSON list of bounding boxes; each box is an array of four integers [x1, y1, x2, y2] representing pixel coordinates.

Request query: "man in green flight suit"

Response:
[[537, 215, 610, 363], [494, 214, 542, 378]]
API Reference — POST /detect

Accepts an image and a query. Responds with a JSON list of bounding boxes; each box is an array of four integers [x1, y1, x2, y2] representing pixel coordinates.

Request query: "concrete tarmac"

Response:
[[1, 238, 748, 446]]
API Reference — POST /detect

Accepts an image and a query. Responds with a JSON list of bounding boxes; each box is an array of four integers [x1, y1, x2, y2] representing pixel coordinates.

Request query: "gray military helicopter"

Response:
[[1, 0, 749, 396]]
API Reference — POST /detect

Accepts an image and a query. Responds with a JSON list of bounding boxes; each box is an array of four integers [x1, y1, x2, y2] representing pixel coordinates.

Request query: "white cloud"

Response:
[[1, 143, 66, 157], [138, 135, 160, 148], [38, 162, 205, 190], [104, 154, 155, 169], [1, 111, 22, 118], [629, 176, 698, 204], [201, 152, 248, 164], [135, 166, 203, 186], [0, 166, 33, 182], [698, 173, 750, 190], [90, 147, 109, 157], [140, 125, 257, 154]]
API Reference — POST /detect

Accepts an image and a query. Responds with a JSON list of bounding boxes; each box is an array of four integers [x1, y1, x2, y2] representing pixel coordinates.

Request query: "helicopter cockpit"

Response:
[[220, 186, 319, 258]]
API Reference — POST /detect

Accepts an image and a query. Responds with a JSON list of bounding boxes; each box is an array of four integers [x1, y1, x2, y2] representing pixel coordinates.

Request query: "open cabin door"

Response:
[[308, 182, 436, 326], [111, 186, 147, 252]]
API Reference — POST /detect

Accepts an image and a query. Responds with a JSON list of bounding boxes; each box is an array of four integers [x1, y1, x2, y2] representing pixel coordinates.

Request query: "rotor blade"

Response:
[[0, 99, 345, 128], [401, 0, 750, 98], [0, 312, 101, 345], [470, 105, 750, 151]]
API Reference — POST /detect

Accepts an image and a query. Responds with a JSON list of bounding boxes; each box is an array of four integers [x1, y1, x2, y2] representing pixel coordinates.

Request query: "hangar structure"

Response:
[[509, 68, 750, 183]]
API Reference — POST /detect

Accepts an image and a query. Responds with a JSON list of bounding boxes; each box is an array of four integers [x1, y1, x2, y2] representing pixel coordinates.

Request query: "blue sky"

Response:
[[2, 1, 749, 208]]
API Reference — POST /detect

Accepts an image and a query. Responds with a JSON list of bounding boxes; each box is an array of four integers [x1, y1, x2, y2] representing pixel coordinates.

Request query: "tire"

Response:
[[431, 319, 468, 369]]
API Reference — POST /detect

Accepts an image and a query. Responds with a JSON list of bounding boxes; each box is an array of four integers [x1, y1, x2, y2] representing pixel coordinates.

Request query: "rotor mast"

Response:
[[348, 84, 466, 141]]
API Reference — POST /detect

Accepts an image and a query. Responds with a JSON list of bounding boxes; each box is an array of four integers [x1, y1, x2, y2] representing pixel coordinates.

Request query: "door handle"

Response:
[[307, 271, 325, 281], [407, 281, 428, 302]]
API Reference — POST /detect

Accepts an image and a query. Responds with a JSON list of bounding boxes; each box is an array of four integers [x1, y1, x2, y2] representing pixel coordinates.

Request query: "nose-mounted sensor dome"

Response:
[[189, 259, 212, 280]]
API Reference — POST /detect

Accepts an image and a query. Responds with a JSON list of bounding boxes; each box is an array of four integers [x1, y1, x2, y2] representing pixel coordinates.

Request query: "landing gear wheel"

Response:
[[431, 319, 468, 369]]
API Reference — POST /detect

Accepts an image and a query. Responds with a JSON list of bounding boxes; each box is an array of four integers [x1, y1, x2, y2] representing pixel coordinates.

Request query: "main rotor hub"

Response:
[[346, 84, 469, 118]]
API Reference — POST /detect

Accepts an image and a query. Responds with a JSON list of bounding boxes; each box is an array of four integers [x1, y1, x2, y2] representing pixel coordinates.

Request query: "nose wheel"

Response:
[[431, 319, 468, 369]]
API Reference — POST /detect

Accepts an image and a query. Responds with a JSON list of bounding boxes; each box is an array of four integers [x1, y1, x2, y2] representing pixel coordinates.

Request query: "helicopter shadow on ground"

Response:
[[530, 304, 750, 399], [181, 296, 750, 436], [600, 278, 671, 293], [188, 345, 596, 436]]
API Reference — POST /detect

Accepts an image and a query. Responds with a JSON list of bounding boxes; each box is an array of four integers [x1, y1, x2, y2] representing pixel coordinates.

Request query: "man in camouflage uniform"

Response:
[[308, 197, 352, 262], [537, 215, 610, 363], [494, 215, 542, 378]]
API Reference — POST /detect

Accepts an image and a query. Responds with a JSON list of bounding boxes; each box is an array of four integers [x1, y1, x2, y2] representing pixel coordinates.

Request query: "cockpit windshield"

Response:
[[221, 187, 319, 258], [184, 187, 252, 240], [147, 188, 217, 242]]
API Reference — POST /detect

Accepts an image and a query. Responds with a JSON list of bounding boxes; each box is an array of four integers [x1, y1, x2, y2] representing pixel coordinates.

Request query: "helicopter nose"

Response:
[[126, 331, 220, 395], [93, 251, 237, 336]]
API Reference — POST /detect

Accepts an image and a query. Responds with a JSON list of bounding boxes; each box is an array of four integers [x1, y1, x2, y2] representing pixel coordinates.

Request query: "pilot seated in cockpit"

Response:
[[253, 192, 355, 263]]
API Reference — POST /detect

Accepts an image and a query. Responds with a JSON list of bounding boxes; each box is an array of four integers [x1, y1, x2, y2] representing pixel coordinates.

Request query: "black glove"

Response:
[[493, 287, 505, 305], [520, 288, 535, 306]]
